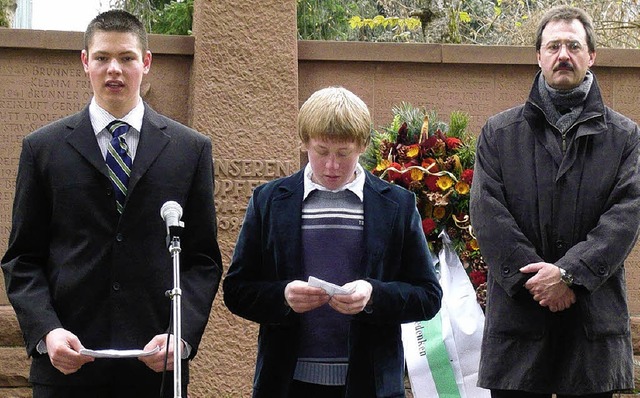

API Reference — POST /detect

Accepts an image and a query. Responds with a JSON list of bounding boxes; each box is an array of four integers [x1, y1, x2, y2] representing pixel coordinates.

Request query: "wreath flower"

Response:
[[360, 103, 487, 308]]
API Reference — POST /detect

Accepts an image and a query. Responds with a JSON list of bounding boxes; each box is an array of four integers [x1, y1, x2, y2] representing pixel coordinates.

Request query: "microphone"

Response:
[[160, 201, 184, 239]]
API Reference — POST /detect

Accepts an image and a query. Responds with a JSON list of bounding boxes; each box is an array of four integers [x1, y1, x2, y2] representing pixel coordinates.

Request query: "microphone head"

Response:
[[160, 201, 183, 226]]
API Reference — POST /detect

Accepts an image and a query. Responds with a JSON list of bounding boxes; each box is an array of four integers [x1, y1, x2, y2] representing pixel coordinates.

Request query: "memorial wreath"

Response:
[[360, 103, 487, 308]]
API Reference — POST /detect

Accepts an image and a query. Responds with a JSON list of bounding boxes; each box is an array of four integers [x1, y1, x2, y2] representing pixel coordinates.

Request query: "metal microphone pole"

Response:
[[167, 227, 183, 398], [160, 201, 184, 398], [161, 201, 185, 397]]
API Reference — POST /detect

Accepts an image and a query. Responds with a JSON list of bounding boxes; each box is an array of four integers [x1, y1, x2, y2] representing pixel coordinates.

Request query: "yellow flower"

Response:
[[433, 206, 446, 219], [468, 239, 480, 251], [455, 181, 470, 195], [436, 175, 454, 191], [375, 159, 391, 172], [410, 168, 424, 181], [406, 144, 420, 159]]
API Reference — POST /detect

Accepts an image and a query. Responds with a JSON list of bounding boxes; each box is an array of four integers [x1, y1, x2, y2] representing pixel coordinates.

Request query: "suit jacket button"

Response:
[[502, 266, 510, 275], [116, 233, 124, 242], [112, 282, 120, 291]]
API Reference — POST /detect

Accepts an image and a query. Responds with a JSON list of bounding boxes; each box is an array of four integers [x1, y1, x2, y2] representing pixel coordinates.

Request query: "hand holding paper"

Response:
[[46, 328, 94, 375], [328, 279, 373, 315], [284, 279, 331, 313], [307, 276, 355, 296]]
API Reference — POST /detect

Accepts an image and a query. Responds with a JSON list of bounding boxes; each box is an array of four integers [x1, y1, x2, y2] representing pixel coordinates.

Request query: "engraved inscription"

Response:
[[0, 53, 93, 253], [214, 159, 294, 232]]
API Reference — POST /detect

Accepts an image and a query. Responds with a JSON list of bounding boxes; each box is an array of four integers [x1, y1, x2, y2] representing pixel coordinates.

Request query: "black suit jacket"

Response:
[[1, 104, 222, 388]]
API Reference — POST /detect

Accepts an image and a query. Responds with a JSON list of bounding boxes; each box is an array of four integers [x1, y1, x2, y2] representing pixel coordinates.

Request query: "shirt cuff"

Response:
[[36, 339, 47, 354], [182, 339, 192, 359]]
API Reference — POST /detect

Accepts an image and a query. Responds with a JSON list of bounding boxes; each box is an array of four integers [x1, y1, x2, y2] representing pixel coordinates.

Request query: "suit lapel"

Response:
[[271, 173, 304, 280], [362, 174, 398, 278], [127, 106, 170, 197], [65, 108, 110, 178]]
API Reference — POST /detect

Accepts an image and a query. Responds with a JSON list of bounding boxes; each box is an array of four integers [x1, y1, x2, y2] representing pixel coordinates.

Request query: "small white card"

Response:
[[308, 276, 355, 296], [80, 346, 160, 359]]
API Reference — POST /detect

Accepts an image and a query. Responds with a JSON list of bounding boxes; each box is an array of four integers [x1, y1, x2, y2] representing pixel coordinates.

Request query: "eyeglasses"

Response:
[[542, 40, 586, 54]]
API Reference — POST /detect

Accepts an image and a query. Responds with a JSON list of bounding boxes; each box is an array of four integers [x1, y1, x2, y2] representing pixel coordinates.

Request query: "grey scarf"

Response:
[[537, 70, 593, 134]]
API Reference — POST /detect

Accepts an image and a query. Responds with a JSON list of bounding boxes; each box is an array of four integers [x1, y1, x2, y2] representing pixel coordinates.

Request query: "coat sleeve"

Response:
[[178, 137, 223, 358], [470, 120, 544, 297], [222, 189, 294, 325], [1, 137, 62, 356], [555, 123, 640, 292]]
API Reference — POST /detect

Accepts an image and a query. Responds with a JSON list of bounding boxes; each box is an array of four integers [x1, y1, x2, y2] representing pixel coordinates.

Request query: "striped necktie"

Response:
[[105, 121, 132, 214]]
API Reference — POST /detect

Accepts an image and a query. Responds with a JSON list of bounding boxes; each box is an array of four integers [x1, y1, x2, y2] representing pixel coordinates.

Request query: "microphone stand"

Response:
[[166, 225, 184, 398]]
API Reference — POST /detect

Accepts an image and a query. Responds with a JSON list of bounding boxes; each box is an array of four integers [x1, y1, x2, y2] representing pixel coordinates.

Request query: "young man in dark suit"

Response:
[[1, 10, 222, 397]]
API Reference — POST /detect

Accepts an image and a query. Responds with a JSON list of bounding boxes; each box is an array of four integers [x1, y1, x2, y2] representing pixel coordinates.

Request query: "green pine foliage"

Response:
[[360, 103, 474, 171]]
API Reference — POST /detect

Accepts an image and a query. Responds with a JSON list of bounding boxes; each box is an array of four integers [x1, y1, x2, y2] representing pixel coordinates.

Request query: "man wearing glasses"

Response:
[[470, 6, 640, 398]]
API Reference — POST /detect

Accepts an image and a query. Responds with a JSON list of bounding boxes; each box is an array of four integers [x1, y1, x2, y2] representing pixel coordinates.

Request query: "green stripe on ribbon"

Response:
[[421, 313, 461, 397]]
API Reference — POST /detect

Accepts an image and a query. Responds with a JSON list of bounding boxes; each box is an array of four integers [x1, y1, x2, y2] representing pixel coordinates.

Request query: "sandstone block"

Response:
[[0, 347, 29, 388], [631, 316, 640, 356], [0, 387, 32, 398], [0, 306, 23, 347]]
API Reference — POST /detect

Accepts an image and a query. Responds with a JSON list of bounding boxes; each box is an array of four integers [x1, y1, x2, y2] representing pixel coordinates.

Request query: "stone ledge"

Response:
[[0, 306, 23, 347], [0, 29, 195, 55], [0, 387, 32, 397], [0, 347, 30, 388]]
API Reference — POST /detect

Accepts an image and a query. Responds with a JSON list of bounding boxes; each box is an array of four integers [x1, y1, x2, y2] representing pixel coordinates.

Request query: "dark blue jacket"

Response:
[[223, 169, 442, 398]]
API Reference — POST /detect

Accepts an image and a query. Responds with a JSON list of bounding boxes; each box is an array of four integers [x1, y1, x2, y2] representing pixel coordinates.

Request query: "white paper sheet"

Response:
[[307, 276, 355, 296], [79, 346, 161, 358]]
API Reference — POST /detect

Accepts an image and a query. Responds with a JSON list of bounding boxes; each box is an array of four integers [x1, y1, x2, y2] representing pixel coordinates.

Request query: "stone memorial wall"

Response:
[[1, 22, 640, 396]]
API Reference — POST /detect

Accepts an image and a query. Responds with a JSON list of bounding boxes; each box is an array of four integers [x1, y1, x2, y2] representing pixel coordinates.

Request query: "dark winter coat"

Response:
[[470, 72, 640, 394]]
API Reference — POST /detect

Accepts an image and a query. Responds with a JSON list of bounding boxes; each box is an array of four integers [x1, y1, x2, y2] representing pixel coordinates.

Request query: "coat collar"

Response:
[[524, 71, 609, 179], [65, 103, 170, 203], [524, 70, 608, 137]]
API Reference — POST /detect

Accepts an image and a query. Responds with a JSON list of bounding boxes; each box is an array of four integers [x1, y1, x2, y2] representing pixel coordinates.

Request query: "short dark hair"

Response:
[[84, 10, 148, 53], [535, 6, 596, 53]]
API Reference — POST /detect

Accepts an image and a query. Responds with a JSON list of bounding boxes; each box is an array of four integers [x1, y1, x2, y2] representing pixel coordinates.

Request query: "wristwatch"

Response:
[[559, 268, 574, 287]]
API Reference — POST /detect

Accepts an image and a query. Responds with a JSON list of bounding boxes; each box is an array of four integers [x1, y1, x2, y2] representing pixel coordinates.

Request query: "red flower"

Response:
[[386, 162, 403, 182], [424, 175, 440, 192], [422, 135, 439, 150], [461, 169, 474, 184], [399, 169, 414, 187], [422, 218, 437, 236], [445, 137, 463, 150], [469, 270, 486, 286], [396, 122, 410, 145], [422, 157, 439, 172]]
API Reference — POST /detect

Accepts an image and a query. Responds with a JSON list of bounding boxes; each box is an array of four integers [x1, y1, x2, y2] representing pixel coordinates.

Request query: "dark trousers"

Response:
[[289, 380, 346, 398], [491, 390, 613, 398], [32, 383, 187, 398]]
